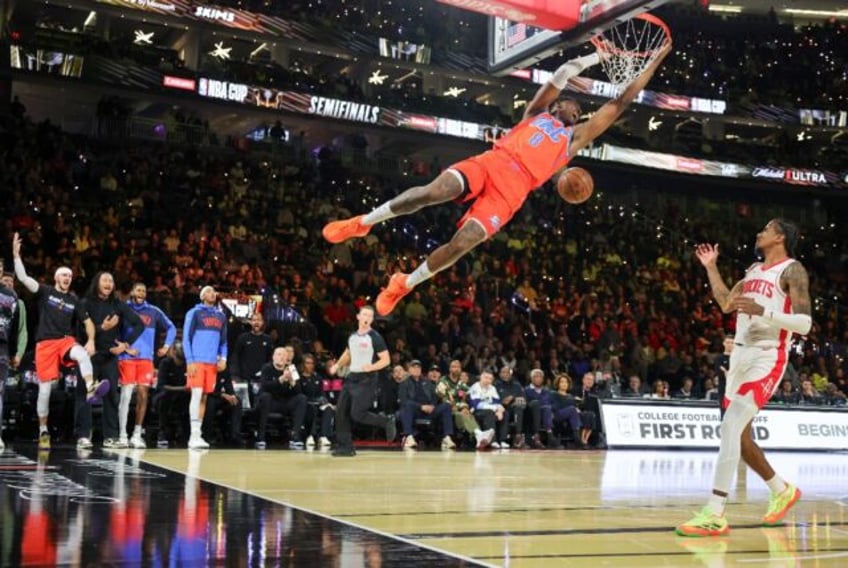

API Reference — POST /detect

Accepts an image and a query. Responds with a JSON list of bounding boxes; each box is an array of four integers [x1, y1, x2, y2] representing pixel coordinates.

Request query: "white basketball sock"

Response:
[[37, 381, 55, 418], [406, 261, 434, 288], [189, 387, 202, 423], [362, 202, 396, 226], [707, 494, 727, 516], [766, 474, 787, 494], [119, 385, 135, 439]]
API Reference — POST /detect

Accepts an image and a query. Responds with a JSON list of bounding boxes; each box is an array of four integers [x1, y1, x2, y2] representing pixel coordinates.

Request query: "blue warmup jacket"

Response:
[[183, 303, 228, 364], [120, 301, 177, 361]]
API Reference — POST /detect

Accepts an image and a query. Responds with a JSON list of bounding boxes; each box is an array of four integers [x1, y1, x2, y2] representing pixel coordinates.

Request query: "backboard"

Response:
[[488, 0, 672, 75]]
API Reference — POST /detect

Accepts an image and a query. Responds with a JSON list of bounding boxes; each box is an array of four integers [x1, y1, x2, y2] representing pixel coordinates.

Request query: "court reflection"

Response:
[[0, 449, 475, 567], [676, 527, 800, 568]]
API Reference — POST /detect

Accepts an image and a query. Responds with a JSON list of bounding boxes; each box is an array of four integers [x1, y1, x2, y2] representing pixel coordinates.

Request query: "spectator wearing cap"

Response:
[[436, 360, 493, 449], [397, 360, 455, 450]]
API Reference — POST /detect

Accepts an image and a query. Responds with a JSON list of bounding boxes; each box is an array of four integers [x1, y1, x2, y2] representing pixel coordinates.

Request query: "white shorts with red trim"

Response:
[[725, 344, 789, 409]]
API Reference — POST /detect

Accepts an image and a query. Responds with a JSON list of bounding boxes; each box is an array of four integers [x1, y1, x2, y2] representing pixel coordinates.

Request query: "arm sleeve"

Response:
[[15, 301, 28, 358], [182, 309, 196, 363], [218, 315, 228, 359], [121, 303, 145, 345], [13, 259, 39, 293], [763, 310, 812, 335], [550, 53, 602, 89], [157, 307, 177, 347]]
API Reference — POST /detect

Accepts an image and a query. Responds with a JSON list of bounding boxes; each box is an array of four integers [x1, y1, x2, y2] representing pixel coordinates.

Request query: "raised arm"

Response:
[[523, 53, 602, 119], [570, 42, 672, 153], [695, 244, 742, 313], [12, 233, 39, 293]]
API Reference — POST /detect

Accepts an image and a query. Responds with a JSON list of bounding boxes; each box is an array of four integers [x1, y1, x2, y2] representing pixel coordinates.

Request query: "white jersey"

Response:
[[734, 258, 794, 349]]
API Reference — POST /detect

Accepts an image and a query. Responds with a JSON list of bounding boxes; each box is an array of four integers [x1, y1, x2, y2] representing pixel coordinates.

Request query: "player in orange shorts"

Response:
[[323, 42, 671, 315], [182, 286, 228, 450], [117, 282, 177, 448], [12, 233, 109, 451]]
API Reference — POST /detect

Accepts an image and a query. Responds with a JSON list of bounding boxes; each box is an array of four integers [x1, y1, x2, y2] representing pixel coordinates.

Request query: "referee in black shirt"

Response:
[[329, 305, 395, 457]]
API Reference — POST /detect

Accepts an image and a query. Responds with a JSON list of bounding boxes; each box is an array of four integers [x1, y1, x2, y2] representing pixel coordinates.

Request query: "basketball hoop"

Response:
[[590, 13, 671, 88]]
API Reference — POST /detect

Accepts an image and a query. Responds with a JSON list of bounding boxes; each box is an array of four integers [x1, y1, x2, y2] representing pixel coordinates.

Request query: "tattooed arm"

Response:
[[780, 261, 812, 316], [695, 244, 743, 313], [737, 261, 811, 335]]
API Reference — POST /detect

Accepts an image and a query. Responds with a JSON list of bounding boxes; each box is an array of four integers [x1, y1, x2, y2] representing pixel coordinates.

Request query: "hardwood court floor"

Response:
[[140, 448, 848, 567]]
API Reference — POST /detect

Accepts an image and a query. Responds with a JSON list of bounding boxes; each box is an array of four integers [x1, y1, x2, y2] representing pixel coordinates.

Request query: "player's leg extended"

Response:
[[323, 170, 464, 244], [677, 394, 759, 537], [741, 425, 801, 525], [375, 219, 487, 315]]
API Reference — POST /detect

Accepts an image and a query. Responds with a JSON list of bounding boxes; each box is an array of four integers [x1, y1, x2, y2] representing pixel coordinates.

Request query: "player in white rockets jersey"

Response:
[[678, 218, 811, 537]]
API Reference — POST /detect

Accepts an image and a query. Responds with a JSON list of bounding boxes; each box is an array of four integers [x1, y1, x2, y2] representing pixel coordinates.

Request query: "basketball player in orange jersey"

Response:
[[677, 219, 811, 537], [324, 42, 672, 315]]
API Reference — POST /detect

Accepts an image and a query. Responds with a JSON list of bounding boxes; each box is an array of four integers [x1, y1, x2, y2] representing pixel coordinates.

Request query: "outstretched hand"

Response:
[[12, 233, 22, 259], [695, 244, 720, 268]]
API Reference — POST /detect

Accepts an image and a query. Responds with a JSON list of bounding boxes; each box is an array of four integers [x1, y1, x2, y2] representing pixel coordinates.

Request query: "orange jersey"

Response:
[[494, 112, 574, 187]]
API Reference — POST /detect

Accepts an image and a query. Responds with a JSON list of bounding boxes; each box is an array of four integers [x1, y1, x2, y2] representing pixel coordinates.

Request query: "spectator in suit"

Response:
[[524, 369, 555, 449], [495, 366, 527, 448], [621, 375, 645, 398], [155, 341, 189, 448], [256, 347, 308, 449], [300, 354, 334, 448], [203, 369, 244, 447], [398, 360, 455, 450]]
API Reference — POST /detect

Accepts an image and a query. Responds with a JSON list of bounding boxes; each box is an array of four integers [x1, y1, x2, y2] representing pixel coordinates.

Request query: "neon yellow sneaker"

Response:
[[676, 507, 730, 537], [763, 484, 801, 526]]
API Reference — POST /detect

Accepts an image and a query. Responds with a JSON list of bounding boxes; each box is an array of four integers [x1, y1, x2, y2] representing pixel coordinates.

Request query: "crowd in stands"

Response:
[[16, 2, 848, 174], [1, 99, 847, 449], [201, 1, 848, 110]]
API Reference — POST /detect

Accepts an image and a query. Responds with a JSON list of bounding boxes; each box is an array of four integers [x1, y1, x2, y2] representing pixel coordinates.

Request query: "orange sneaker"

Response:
[[763, 484, 801, 526], [376, 273, 412, 315], [322, 215, 370, 244]]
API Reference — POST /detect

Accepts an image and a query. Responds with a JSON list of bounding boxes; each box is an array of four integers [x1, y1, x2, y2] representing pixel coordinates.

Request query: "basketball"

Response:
[[557, 167, 594, 204]]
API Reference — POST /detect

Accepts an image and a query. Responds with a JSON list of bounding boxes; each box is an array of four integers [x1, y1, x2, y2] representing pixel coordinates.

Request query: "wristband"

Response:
[[550, 53, 601, 89]]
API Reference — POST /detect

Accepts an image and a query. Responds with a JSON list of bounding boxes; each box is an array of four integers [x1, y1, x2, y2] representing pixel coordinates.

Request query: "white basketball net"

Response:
[[591, 14, 670, 87]]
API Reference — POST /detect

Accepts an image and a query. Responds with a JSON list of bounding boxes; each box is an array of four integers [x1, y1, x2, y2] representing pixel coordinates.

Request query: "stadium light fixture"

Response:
[[134, 30, 154, 45], [368, 70, 389, 85], [444, 87, 467, 97], [782, 8, 848, 18], [210, 42, 232, 60], [708, 5, 743, 13]]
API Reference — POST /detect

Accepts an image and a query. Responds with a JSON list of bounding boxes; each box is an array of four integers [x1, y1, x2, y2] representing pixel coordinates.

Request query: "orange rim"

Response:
[[590, 13, 671, 58]]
